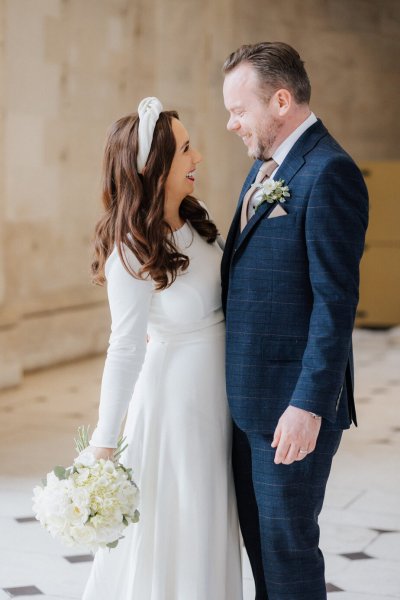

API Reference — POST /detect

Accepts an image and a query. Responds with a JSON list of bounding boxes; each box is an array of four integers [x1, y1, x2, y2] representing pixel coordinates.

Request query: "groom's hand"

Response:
[[271, 406, 322, 465]]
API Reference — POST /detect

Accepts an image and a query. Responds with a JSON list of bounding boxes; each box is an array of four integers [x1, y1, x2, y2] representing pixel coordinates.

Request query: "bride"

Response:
[[82, 98, 243, 600]]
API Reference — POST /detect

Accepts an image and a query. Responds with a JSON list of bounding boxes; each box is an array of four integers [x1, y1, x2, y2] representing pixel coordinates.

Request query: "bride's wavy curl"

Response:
[[91, 110, 218, 290]]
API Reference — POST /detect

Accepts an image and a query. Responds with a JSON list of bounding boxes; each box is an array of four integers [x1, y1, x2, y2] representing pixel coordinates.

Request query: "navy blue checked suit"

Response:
[[221, 120, 368, 599]]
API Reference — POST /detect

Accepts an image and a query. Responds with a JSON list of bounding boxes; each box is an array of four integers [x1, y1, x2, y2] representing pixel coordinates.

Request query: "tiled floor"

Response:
[[1, 328, 399, 599]]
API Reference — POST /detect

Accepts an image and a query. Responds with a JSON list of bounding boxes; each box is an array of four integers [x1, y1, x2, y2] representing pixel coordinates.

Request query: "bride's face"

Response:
[[164, 118, 202, 207]]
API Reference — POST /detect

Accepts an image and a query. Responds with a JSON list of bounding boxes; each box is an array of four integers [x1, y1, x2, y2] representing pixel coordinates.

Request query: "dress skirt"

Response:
[[82, 321, 243, 600]]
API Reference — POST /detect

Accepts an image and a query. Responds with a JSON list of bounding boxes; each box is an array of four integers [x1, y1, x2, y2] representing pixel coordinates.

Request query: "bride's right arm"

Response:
[[89, 246, 153, 451]]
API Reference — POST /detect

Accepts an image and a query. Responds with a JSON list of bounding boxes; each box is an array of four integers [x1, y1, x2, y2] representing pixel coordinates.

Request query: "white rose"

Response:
[[261, 179, 275, 194]]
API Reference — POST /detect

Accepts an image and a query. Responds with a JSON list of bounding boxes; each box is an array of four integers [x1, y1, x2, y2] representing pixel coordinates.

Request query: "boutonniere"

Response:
[[251, 179, 290, 212]]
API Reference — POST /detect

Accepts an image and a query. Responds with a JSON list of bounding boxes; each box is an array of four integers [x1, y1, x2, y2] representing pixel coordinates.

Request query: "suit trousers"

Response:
[[233, 423, 342, 600]]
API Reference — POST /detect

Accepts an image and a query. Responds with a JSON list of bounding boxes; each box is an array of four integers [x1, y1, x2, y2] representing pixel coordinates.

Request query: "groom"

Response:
[[221, 42, 368, 599]]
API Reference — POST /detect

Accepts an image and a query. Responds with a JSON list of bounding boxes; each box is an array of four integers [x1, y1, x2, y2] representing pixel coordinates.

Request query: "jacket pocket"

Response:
[[262, 336, 307, 361], [258, 210, 298, 229]]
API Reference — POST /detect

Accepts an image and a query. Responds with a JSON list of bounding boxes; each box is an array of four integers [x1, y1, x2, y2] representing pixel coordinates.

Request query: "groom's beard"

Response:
[[251, 118, 282, 161]]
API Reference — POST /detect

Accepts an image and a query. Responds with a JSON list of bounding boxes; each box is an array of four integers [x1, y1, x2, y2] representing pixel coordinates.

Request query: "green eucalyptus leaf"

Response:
[[133, 510, 140, 523], [53, 466, 67, 480]]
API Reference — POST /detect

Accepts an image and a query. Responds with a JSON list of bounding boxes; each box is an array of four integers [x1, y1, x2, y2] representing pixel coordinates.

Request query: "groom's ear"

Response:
[[273, 89, 292, 116]]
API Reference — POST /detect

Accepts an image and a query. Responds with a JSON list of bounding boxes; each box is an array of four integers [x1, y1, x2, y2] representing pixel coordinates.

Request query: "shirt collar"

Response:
[[272, 111, 317, 167]]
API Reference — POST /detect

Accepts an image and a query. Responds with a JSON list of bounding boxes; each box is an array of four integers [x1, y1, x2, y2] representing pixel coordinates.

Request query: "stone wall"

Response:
[[0, 0, 399, 388]]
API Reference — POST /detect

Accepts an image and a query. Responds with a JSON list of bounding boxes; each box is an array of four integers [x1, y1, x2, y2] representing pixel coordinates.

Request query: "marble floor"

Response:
[[0, 328, 399, 599]]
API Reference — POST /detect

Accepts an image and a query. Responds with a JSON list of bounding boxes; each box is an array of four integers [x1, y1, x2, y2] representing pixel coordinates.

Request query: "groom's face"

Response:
[[223, 63, 282, 160]]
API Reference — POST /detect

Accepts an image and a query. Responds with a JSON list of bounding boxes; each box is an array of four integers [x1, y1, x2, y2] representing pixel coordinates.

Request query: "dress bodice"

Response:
[[90, 222, 224, 448], [148, 223, 224, 338]]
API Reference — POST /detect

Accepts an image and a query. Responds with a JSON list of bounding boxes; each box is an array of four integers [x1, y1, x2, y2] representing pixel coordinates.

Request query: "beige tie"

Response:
[[240, 159, 278, 232]]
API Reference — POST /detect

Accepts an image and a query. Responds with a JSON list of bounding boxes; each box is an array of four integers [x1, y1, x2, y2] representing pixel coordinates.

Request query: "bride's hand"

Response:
[[88, 446, 115, 461]]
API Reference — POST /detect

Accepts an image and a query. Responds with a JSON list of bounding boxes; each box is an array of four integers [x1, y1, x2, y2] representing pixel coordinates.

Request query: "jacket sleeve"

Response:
[[90, 246, 153, 448], [289, 156, 368, 422]]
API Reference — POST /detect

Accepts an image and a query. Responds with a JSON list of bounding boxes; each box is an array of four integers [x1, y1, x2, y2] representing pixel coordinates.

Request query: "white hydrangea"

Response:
[[32, 454, 140, 553]]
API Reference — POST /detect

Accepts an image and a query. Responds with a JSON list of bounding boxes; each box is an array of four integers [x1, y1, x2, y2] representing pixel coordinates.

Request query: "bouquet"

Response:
[[252, 178, 290, 211], [32, 427, 140, 553]]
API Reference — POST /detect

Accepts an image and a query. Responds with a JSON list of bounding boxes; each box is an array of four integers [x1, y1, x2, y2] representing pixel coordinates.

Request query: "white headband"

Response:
[[136, 97, 163, 174]]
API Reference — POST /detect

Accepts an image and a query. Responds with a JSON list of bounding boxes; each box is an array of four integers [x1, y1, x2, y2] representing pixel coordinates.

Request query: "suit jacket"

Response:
[[222, 120, 369, 433]]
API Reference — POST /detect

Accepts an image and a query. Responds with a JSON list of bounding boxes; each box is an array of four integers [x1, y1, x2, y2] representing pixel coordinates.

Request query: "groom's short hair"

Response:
[[223, 42, 311, 105]]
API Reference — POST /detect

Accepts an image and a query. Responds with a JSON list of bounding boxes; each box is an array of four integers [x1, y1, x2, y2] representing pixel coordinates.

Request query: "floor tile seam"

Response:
[[323, 555, 358, 573], [321, 516, 399, 531], [362, 534, 400, 560], [356, 553, 400, 564], [329, 557, 398, 583], [321, 518, 400, 532], [358, 530, 384, 553], [329, 542, 400, 557], [0, 547, 87, 560], [0, 593, 67, 598], [342, 488, 367, 509], [39, 595, 80, 600], [347, 506, 400, 518], [323, 505, 400, 520], [3, 595, 81, 600], [326, 584, 400, 599]]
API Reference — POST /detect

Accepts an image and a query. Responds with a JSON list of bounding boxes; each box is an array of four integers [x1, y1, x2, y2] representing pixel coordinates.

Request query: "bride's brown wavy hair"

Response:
[[91, 110, 218, 290]]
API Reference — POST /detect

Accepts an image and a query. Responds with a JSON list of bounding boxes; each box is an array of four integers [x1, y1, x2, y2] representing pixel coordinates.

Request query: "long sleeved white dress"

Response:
[[82, 221, 243, 600]]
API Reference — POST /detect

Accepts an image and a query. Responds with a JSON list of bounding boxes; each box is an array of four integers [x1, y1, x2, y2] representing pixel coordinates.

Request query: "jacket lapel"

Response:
[[233, 120, 328, 254], [221, 159, 262, 282]]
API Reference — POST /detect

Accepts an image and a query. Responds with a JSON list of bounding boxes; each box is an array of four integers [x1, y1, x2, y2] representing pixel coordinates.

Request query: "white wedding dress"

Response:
[[82, 221, 243, 600]]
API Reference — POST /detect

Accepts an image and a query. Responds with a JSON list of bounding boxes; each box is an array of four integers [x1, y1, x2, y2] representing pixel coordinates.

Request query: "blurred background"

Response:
[[0, 0, 399, 393], [1, 2, 400, 598]]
